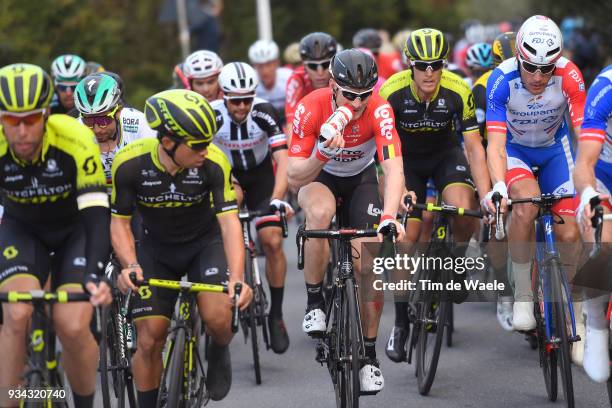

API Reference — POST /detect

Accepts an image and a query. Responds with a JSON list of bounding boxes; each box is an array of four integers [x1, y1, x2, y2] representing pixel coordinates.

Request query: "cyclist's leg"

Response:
[[0, 219, 46, 407], [298, 173, 336, 334]]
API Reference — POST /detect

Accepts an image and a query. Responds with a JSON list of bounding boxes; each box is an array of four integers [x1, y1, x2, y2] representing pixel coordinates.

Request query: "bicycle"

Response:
[[297, 222, 395, 408], [0, 290, 91, 408], [494, 192, 579, 408], [99, 260, 137, 408], [129, 275, 241, 408], [402, 197, 483, 395], [237, 204, 287, 385]]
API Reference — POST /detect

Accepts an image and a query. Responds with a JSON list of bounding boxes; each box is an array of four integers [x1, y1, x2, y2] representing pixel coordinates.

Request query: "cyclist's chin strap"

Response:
[[161, 140, 182, 167]]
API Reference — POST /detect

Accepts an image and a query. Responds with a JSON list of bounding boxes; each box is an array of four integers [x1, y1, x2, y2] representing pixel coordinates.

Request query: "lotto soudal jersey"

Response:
[[0, 114, 106, 227], [285, 66, 315, 127], [79, 107, 157, 186], [486, 57, 586, 147], [580, 65, 612, 164], [289, 87, 402, 177], [211, 98, 287, 171], [111, 139, 237, 243], [379, 69, 480, 156]]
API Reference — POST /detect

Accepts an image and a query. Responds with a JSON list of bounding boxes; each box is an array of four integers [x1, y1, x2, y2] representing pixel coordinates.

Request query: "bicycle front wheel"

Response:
[[244, 251, 262, 385], [416, 271, 449, 395], [339, 277, 361, 408], [157, 328, 186, 408]]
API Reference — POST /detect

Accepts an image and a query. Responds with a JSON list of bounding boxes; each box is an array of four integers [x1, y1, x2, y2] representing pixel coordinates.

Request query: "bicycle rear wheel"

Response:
[[339, 277, 360, 408], [416, 270, 449, 395]]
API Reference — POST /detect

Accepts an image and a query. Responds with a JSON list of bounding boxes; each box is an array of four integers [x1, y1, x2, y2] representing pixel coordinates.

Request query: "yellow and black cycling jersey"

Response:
[[111, 138, 238, 244], [379, 69, 479, 155], [472, 70, 492, 140], [0, 114, 107, 227]]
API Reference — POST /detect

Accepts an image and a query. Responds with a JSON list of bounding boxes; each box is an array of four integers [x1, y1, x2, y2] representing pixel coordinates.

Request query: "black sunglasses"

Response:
[[520, 59, 555, 75], [225, 97, 254, 106], [57, 83, 77, 92], [411, 60, 445, 72], [305, 60, 331, 71]]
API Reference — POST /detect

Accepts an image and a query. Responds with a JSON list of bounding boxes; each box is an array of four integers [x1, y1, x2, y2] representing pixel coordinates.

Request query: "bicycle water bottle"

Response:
[[320, 105, 355, 141]]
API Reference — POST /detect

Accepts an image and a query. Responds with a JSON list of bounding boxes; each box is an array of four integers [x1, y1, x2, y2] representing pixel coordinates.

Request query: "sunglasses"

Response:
[[304, 60, 331, 71], [81, 105, 120, 129], [224, 96, 254, 106], [56, 83, 77, 92], [184, 139, 210, 151], [336, 85, 374, 101], [411, 59, 445, 72], [0, 109, 45, 127], [519, 58, 555, 75]]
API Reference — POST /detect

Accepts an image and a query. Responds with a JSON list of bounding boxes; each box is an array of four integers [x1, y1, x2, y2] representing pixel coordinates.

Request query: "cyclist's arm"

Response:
[[574, 140, 602, 194], [380, 156, 404, 217], [110, 216, 137, 267], [287, 156, 326, 188], [271, 149, 289, 200], [561, 61, 587, 138], [287, 100, 325, 188], [486, 131, 507, 186], [217, 213, 245, 281], [464, 130, 491, 199], [485, 68, 510, 193]]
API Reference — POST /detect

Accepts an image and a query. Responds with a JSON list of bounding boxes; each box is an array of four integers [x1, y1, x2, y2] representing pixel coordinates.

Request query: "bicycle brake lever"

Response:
[[231, 282, 242, 333]]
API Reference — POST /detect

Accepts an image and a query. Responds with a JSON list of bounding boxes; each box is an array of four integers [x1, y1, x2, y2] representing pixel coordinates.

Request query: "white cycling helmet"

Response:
[[218, 62, 259, 94], [184, 50, 223, 79], [248, 40, 280, 64], [51, 54, 86, 83], [516, 15, 563, 65]]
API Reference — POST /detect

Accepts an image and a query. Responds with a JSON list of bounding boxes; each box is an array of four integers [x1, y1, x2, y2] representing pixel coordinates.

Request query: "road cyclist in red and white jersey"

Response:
[[183, 49, 224, 102], [288, 49, 408, 393]]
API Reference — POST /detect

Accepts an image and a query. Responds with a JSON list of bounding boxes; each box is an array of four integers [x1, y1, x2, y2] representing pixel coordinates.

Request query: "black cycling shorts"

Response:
[[233, 154, 281, 231], [313, 164, 381, 228], [131, 231, 228, 321], [0, 217, 87, 289], [404, 146, 475, 220]]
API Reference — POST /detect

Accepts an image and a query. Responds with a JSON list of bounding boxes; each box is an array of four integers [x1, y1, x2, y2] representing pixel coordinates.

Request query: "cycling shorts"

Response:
[[313, 163, 381, 228], [131, 231, 228, 321], [506, 134, 577, 216], [595, 159, 612, 210], [233, 154, 281, 231], [0, 218, 87, 290], [404, 146, 475, 220]]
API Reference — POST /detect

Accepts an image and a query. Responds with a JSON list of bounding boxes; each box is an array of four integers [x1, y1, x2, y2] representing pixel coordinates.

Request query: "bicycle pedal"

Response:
[[306, 331, 325, 339], [360, 389, 381, 396]]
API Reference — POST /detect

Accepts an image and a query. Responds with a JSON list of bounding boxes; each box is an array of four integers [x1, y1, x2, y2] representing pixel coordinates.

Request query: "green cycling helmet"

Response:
[[74, 73, 121, 115]]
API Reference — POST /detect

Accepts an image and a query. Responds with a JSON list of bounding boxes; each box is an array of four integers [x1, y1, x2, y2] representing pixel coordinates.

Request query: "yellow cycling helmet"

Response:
[[492, 31, 516, 67], [0, 63, 53, 112], [145, 89, 218, 145], [404, 28, 449, 61]]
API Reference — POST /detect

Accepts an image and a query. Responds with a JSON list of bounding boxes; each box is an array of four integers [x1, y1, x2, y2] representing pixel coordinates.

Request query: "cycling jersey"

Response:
[[486, 57, 586, 147], [0, 114, 107, 227], [473, 70, 492, 138], [111, 138, 237, 243], [289, 87, 401, 177], [79, 107, 157, 186], [377, 51, 403, 79], [285, 66, 314, 127], [211, 98, 287, 171], [255, 67, 292, 116], [379, 69, 479, 156]]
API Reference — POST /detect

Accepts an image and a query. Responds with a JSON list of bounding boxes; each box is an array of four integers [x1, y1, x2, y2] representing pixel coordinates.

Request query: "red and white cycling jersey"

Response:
[[284, 66, 315, 127], [289, 88, 401, 177]]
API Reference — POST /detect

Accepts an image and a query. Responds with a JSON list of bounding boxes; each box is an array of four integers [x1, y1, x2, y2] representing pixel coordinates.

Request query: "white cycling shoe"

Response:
[[496, 296, 514, 332], [583, 326, 610, 383], [571, 303, 585, 366], [359, 359, 384, 393], [512, 300, 536, 331], [302, 308, 326, 334]]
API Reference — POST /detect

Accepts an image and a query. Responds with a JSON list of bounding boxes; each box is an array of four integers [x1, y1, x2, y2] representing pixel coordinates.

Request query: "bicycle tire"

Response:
[[157, 328, 186, 408], [533, 261, 557, 401], [21, 371, 44, 408], [244, 251, 262, 385], [446, 303, 453, 348], [550, 260, 574, 408], [99, 306, 113, 408], [341, 277, 360, 408], [416, 269, 449, 395]]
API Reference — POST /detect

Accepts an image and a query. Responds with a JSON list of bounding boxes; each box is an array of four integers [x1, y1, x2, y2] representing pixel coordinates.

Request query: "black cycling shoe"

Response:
[[452, 273, 470, 304], [385, 325, 409, 363], [268, 315, 290, 354], [206, 342, 232, 401]]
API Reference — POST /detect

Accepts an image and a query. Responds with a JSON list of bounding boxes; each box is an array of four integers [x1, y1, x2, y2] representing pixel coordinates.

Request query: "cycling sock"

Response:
[[511, 261, 532, 301], [493, 264, 513, 296], [72, 392, 94, 408], [394, 302, 409, 327], [269, 285, 284, 318], [306, 281, 324, 307], [364, 336, 377, 360], [585, 296, 608, 330], [137, 388, 159, 407]]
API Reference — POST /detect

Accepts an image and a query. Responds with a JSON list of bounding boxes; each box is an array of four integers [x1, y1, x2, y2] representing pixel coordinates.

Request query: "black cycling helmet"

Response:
[[330, 49, 378, 90], [299, 32, 337, 61], [352, 28, 382, 52]]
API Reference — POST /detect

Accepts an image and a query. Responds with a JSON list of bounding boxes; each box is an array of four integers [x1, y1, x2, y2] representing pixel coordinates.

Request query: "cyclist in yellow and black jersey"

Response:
[[379, 29, 492, 363], [0, 63, 111, 408]]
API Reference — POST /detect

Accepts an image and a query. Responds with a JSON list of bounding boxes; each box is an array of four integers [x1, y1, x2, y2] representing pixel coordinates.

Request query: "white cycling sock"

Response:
[[511, 261, 532, 301], [585, 296, 608, 330]]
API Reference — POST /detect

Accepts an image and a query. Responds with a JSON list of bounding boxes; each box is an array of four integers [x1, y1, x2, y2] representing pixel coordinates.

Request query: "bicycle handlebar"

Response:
[[492, 192, 505, 240], [0, 290, 90, 303], [238, 204, 288, 238], [403, 195, 483, 219], [507, 193, 575, 207]]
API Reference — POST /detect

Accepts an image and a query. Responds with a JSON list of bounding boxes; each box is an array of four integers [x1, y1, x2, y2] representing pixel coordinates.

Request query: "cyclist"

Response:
[[249, 39, 293, 127], [353, 28, 400, 79], [283, 42, 301, 69], [472, 31, 516, 331], [573, 64, 612, 383], [486, 16, 586, 342], [380, 28, 492, 362], [171, 62, 190, 89], [84, 61, 105, 76], [50, 54, 87, 116], [0, 63, 112, 408], [288, 49, 406, 393], [285, 32, 337, 132], [111, 89, 252, 406], [465, 42, 493, 91], [212, 62, 293, 353], [74, 73, 156, 189], [184, 49, 224, 101]]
